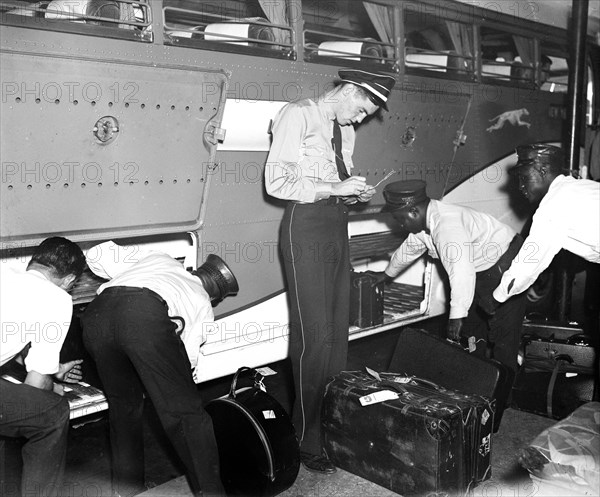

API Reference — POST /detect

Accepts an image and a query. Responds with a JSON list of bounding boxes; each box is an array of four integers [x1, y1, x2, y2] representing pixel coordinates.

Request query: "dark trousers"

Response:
[[463, 235, 528, 375], [81, 288, 223, 497], [0, 379, 70, 497], [281, 201, 350, 456]]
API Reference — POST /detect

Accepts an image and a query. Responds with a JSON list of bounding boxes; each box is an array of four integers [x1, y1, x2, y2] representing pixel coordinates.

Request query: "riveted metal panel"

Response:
[[1, 51, 228, 245], [351, 86, 472, 206]]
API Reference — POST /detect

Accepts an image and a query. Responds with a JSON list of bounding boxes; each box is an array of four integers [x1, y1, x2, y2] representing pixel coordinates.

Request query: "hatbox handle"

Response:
[[229, 366, 263, 399]]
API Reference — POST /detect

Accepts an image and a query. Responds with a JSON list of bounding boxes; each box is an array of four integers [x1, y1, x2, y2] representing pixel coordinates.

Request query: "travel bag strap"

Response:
[[229, 366, 265, 399]]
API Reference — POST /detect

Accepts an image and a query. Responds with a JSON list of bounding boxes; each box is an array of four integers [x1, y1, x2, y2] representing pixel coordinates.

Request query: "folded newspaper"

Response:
[[2, 371, 108, 420]]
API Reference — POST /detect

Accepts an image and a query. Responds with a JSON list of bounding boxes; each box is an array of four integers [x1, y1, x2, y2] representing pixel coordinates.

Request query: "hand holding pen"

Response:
[[358, 170, 397, 202]]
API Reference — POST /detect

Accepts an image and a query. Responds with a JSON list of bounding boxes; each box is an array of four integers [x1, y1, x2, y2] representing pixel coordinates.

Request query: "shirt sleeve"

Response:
[[385, 234, 427, 277], [181, 295, 215, 369], [23, 293, 73, 375], [493, 211, 565, 302], [264, 105, 334, 203], [433, 222, 477, 319]]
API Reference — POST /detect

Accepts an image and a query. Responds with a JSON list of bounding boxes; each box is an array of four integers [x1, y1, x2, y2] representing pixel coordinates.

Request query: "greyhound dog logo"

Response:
[[486, 108, 530, 132]]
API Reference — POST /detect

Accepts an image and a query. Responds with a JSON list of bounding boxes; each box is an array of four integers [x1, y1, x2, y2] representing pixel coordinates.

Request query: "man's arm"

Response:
[[434, 224, 477, 321], [493, 216, 564, 303], [24, 359, 84, 395], [24, 370, 55, 391], [374, 234, 427, 283], [265, 106, 330, 203]]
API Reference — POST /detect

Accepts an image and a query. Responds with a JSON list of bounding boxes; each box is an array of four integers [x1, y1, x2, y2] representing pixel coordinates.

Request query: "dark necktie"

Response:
[[332, 119, 350, 181]]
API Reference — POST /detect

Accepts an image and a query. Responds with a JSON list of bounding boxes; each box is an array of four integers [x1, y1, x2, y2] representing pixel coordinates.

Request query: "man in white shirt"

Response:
[[492, 144, 600, 306], [372, 180, 527, 375], [81, 241, 237, 497], [0, 237, 86, 496]]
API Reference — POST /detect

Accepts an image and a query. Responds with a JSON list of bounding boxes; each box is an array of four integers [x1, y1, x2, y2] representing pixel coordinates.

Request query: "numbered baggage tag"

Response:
[[359, 390, 399, 406], [255, 366, 277, 376]]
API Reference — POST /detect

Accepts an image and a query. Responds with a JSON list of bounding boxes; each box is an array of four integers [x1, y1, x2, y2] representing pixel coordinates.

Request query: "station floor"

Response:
[[135, 407, 556, 497], [0, 321, 575, 496]]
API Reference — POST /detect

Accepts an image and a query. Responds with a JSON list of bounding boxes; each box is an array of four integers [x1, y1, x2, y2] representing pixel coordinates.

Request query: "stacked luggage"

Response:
[[511, 319, 597, 419], [322, 369, 494, 496], [321, 327, 515, 496], [388, 327, 513, 432]]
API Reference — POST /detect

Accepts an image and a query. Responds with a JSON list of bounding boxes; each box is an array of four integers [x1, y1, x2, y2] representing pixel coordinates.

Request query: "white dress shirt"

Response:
[[385, 200, 516, 319], [493, 175, 600, 303], [265, 97, 355, 203], [1, 267, 73, 374], [86, 241, 213, 368]]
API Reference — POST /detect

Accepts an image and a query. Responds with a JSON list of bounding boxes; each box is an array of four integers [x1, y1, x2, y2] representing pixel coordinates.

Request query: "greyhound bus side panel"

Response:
[[0, 50, 228, 245]]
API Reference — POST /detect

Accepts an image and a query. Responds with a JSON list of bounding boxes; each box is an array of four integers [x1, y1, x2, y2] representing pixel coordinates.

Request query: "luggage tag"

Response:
[[255, 366, 277, 376], [361, 368, 403, 406], [365, 367, 381, 381], [254, 374, 267, 393], [359, 390, 400, 406]]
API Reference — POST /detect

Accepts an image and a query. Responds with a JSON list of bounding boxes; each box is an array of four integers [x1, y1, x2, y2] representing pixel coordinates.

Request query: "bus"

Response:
[[1, 0, 598, 382]]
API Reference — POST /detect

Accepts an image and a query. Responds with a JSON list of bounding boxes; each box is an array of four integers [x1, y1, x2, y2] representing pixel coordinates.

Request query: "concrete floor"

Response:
[[137, 407, 557, 497]]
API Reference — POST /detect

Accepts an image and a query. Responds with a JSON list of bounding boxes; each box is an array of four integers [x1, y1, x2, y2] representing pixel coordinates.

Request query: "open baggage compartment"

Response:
[[347, 225, 444, 340]]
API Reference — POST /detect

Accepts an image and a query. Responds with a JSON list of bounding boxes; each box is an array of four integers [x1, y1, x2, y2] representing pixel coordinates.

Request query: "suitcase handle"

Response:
[[379, 374, 443, 393], [229, 366, 264, 399]]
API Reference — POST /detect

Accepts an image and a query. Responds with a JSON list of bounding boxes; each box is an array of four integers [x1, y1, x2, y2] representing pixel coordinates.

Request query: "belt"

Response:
[[101, 286, 167, 308], [293, 197, 341, 206]]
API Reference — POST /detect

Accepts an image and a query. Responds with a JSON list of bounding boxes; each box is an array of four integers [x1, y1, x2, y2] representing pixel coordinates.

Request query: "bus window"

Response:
[[0, 0, 151, 41], [302, 0, 397, 70], [163, 0, 293, 59], [402, 4, 473, 78], [480, 26, 534, 86], [540, 42, 569, 93]]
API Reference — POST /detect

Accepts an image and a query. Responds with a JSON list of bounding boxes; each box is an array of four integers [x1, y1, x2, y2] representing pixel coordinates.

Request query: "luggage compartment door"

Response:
[[1, 52, 228, 246]]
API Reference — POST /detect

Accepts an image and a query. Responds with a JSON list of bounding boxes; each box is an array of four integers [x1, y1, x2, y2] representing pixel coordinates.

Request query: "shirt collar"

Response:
[[27, 268, 51, 281], [316, 95, 336, 122]]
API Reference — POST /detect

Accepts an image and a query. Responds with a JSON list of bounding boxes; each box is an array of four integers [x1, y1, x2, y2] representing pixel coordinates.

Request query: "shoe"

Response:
[[300, 451, 337, 474]]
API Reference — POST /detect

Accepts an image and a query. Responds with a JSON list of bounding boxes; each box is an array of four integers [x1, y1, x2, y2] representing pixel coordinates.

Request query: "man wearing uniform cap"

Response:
[[372, 180, 527, 422], [490, 144, 600, 308], [265, 69, 395, 473], [81, 241, 238, 497]]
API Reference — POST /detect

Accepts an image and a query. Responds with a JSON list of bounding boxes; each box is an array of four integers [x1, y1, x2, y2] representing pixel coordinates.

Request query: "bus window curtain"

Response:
[[513, 35, 534, 66], [258, 0, 290, 45], [363, 2, 394, 58], [445, 21, 472, 70]]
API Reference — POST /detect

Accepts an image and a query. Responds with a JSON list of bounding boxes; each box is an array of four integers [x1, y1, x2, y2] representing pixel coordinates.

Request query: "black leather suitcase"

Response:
[[322, 370, 495, 496], [349, 271, 384, 328], [205, 367, 300, 497], [512, 321, 597, 419], [511, 368, 596, 419], [388, 327, 512, 432], [522, 320, 596, 369]]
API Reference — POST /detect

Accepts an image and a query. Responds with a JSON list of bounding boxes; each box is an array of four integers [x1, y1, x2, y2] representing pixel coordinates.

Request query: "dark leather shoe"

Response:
[[300, 452, 337, 474]]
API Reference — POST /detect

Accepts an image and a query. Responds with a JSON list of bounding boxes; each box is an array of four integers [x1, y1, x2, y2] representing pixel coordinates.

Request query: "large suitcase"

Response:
[[388, 327, 512, 432], [322, 370, 495, 496], [511, 368, 596, 419], [512, 321, 597, 419], [205, 367, 300, 497], [521, 320, 596, 369]]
